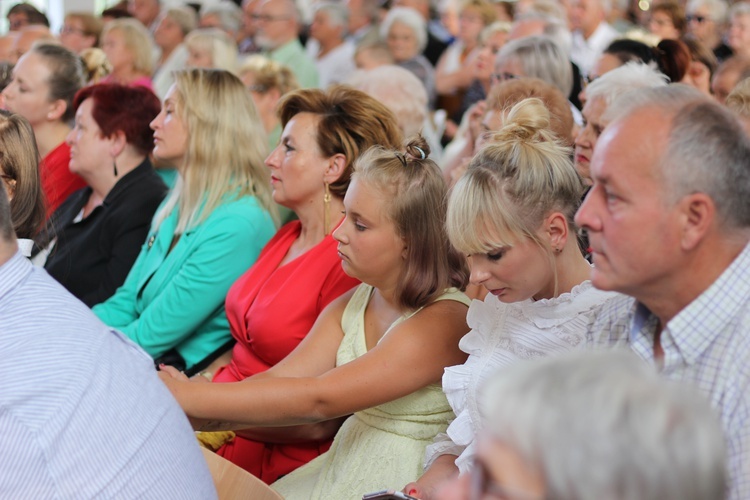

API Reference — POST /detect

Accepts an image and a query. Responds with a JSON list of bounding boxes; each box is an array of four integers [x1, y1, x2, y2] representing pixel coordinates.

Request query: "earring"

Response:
[[323, 182, 331, 235], [113, 158, 118, 177]]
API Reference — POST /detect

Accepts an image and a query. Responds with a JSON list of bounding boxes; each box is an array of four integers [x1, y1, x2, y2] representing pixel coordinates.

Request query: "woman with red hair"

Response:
[[42, 84, 167, 307]]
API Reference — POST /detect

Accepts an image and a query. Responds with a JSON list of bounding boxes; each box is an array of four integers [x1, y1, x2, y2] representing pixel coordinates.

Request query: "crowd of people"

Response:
[[0, 0, 749, 498]]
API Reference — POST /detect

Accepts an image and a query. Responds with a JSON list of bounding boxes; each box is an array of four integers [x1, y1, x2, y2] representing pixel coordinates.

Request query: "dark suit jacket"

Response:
[[44, 158, 167, 307]]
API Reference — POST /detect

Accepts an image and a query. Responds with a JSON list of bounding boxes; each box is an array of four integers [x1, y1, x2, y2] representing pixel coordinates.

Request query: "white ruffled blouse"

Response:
[[424, 280, 620, 473]]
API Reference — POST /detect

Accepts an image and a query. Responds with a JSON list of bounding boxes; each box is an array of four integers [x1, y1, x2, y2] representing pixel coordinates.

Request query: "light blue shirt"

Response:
[[588, 243, 750, 500], [0, 251, 216, 498]]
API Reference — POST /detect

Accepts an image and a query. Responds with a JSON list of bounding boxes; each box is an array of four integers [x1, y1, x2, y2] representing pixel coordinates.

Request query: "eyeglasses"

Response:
[[687, 14, 708, 23], [491, 72, 519, 84], [251, 14, 291, 22]]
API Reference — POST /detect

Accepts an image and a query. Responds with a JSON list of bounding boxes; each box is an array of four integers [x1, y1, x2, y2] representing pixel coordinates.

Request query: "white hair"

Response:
[[730, 1, 750, 21], [480, 350, 727, 500], [496, 35, 573, 96], [687, 0, 728, 23], [314, 2, 349, 34], [380, 7, 428, 53], [201, 1, 243, 36], [513, 11, 572, 55], [347, 65, 428, 137], [586, 61, 668, 108]]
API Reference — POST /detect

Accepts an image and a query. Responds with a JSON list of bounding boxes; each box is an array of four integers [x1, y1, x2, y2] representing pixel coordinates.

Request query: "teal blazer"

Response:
[[93, 195, 275, 369]]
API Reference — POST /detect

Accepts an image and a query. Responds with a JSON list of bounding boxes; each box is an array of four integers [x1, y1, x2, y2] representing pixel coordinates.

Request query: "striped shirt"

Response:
[[0, 250, 216, 498], [588, 243, 750, 500]]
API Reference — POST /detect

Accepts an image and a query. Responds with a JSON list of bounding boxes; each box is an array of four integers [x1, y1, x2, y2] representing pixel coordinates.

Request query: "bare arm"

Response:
[[161, 297, 469, 431]]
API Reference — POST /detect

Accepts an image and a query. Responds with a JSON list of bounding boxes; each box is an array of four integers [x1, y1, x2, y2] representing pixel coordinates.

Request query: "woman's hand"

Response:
[[158, 363, 189, 381]]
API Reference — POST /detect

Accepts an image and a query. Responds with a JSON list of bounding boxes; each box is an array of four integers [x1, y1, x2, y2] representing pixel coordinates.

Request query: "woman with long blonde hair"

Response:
[[93, 69, 276, 374]]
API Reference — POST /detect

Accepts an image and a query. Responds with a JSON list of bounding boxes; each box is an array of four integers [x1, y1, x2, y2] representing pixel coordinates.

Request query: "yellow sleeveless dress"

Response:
[[272, 284, 470, 499]]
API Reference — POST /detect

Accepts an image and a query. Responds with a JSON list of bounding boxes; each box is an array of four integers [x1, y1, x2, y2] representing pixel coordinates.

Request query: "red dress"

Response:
[[41, 142, 86, 217], [213, 220, 359, 483]]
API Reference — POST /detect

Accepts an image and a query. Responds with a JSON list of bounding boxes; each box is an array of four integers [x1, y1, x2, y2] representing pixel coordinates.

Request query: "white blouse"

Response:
[[424, 280, 620, 472]]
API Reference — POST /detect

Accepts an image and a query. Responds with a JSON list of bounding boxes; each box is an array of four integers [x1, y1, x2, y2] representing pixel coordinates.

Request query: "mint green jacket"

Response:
[[93, 195, 275, 369]]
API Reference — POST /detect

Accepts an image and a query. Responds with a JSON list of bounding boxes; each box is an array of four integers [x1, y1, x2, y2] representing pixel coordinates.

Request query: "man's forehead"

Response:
[[591, 109, 671, 179]]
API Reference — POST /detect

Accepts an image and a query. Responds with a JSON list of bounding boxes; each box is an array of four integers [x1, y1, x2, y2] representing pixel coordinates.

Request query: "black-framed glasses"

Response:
[[687, 14, 708, 23]]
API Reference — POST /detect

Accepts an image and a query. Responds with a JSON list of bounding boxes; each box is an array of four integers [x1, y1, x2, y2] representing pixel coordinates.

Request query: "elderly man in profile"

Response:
[[578, 85, 750, 500], [255, 0, 319, 88], [0, 189, 215, 497]]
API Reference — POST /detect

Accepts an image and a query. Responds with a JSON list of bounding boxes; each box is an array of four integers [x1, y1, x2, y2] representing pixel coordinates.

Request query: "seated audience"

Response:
[[0, 186, 215, 498], [406, 98, 617, 499], [201, 86, 402, 483], [100, 18, 154, 89], [59, 12, 103, 54], [726, 76, 750, 130], [381, 7, 437, 106], [575, 62, 668, 184], [354, 39, 395, 69], [6, 2, 49, 31], [199, 1, 243, 41], [435, 351, 727, 500], [43, 84, 166, 307], [93, 69, 276, 374], [80, 47, 112, 84], [579, 85, 750, 499], [2, 43, 86, 216], [9, 25, 54, 63], [0, 110, 45, 249], [160, 136, 472, 498], [153, 7, 197, 99], [185, 28, 239, 73]]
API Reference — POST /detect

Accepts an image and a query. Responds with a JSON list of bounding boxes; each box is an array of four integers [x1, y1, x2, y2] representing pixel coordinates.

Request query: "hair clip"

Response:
[[414, 146, 426, 160], [394, 151, 407, 167]]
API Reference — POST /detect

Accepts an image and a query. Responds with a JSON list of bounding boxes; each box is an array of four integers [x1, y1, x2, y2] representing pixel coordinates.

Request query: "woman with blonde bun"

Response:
[[406, 98, 620, 500]]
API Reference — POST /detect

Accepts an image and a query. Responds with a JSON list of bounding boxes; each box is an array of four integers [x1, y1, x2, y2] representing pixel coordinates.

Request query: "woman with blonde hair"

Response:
[[160, 136, 473, 497], [93, 69, 276, 374], [405, 98, 618, 499], [238, 55, 299, 150], [100, 18, 154, 89], [185, 28, 238, 73], [0, 110, 45, 249]]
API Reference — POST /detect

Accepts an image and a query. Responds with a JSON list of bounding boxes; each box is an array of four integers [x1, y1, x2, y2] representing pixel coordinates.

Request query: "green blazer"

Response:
[[93, 195, 275, 369]]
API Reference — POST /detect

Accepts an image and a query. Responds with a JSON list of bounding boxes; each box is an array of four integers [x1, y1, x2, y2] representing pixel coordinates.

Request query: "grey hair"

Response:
[[163, 6, 198, 36], [314, 2, 350, 35], [201, 1, 243, 36], [513, 11, 572, 55], [380, 7, 428, 53], [347, 65, 428, 137], [586, 62, 668, 108], [606, 85, 750, 229], [730, 1, 750, 21], [687, 0, 728, 23], [480, 350, 727, 500], [496, 35, 573, 96]]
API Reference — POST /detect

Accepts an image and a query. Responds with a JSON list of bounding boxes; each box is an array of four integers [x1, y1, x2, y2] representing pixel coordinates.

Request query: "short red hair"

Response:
[[73, 84, 161, 156]]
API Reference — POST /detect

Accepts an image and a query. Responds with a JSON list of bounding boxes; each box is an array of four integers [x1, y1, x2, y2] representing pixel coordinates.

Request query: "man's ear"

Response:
[[678, 193, 715, 251]]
